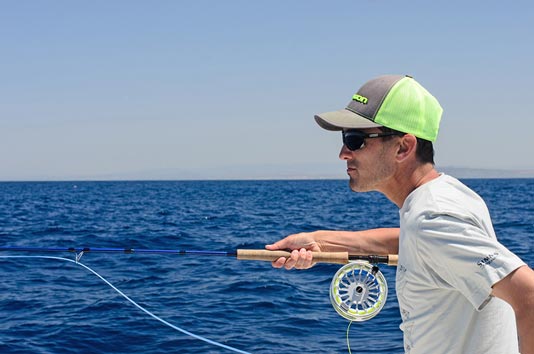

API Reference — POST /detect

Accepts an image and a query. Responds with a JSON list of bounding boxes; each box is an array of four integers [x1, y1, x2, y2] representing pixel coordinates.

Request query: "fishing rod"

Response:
[[1, 246, 397, 323], [0, 246, 398, 266]]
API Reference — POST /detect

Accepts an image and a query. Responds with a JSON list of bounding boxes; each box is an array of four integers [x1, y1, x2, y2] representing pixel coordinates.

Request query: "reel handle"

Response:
[[236, 249, 349, 264]]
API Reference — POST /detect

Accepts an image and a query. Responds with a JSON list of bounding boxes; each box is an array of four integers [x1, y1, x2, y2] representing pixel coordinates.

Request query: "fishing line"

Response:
[[1, 246, 398, 352], [346, 321, 353, 354], [0, 255, 251, 354]]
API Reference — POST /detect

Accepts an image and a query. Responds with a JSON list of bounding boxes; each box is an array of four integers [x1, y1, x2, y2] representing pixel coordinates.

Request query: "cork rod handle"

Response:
[[236, 249, 399, 266], [236, 249, 349, 264]]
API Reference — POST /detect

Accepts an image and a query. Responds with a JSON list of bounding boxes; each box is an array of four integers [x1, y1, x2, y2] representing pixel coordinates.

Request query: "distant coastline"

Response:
[[1, 165, 534, 182], [438, 167, 534, 179]]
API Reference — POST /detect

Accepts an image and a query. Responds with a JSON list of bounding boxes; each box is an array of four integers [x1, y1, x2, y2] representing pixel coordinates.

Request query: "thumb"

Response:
[[265, 239, 288, 251]]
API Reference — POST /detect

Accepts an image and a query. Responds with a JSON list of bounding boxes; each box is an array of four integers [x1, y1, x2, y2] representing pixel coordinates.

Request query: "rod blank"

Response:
[[0, 247, 397, 266]]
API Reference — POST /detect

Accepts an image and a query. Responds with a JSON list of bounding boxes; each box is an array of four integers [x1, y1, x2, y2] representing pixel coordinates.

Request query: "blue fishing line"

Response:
[[0, 255, 251, 354]]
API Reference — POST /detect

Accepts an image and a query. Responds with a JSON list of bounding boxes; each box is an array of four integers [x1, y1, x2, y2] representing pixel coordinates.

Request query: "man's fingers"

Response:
[[271, 257, 287, 269], [296, 248, 314, 269], [284, 252, 298, 270], [270, 247, 314, 270], [286, 248, 313, 269]]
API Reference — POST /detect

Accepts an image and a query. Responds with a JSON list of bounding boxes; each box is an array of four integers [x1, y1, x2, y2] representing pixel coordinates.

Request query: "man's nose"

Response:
[[339, 144, 352, 160]]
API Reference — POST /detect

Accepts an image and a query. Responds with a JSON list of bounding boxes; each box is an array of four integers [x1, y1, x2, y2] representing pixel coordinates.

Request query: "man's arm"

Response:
[[266, 228, 399, 269], [492, 265, 534, 354]]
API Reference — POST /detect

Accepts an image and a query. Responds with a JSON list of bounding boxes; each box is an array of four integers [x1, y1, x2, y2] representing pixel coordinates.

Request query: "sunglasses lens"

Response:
[[342, 131, 365, 151]]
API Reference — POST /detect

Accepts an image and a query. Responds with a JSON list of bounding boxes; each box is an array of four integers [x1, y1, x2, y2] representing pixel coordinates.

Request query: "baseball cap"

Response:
[[314, 75, 443, 142]]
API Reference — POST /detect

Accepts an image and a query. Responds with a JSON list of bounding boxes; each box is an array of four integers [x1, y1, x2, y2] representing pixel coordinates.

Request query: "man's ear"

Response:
[[396, 134, 418, 162]]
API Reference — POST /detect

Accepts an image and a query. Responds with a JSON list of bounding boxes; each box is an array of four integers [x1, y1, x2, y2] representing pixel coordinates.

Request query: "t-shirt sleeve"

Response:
[[416, 213, 525, 310]]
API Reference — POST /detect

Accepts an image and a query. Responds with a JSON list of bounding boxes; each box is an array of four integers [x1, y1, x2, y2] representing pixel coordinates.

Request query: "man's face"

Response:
[[339, 128, 398, 193]]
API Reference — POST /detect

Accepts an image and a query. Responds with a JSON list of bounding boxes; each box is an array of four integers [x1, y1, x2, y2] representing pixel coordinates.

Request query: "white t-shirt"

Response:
[[396, 174, 525, 354]]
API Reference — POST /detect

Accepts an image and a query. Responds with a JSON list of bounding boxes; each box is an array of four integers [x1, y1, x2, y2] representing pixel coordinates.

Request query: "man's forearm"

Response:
[[314, 227, 399, 255], [492, 265, 534, 354]]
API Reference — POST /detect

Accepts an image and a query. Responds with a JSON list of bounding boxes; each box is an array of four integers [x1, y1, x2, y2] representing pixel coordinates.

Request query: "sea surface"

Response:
[[0, 179, 533, 354]]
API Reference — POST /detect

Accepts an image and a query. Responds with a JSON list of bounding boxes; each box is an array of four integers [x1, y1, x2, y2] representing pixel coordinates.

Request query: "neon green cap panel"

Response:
[[374, 77, 443, 142]]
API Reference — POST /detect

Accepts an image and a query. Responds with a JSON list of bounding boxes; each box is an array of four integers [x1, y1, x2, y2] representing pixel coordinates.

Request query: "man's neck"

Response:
[[381, 163, 439, 208]]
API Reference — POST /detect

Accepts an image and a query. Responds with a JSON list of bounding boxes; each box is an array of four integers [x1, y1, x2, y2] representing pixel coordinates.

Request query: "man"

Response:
[[266, 75, 534, 353]]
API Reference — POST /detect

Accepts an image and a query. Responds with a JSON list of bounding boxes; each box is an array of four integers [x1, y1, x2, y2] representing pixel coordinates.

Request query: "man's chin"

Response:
[[348, 179, 362, 192], [349, 179, 371, 193]]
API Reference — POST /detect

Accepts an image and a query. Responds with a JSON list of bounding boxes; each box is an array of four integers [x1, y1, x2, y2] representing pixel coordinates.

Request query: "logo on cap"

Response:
[[352, 94, 368, 104]]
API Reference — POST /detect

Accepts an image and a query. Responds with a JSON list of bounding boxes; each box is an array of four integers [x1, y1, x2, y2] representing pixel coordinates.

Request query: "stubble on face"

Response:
[[347, 140, 397, 193]]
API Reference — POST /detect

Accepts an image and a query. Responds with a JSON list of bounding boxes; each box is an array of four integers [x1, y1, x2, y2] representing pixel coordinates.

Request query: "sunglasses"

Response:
[[342, 130, 403, 151]]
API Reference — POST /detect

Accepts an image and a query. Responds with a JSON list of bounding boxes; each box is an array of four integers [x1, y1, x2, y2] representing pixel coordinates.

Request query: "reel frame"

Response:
[[329, 261, 388, 322]]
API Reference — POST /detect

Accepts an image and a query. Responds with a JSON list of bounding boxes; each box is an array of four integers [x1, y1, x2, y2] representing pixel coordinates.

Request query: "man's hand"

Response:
[[265, 232, 322, 270]]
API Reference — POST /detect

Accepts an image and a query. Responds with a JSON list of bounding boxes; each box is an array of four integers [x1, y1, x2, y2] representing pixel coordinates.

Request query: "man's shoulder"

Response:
[[403, 174, 489, 223], [414, 174, 483, 207]]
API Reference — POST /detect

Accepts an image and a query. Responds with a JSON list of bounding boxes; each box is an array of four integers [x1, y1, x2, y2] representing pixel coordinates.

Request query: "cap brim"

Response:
[[314, 109, 382, 131]]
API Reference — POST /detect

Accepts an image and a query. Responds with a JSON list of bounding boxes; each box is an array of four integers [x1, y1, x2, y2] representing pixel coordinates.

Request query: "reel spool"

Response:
[[329, 261, 388, 321]]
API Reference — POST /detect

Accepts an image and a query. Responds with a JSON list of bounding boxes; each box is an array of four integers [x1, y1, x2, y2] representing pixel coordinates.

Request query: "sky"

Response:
[[1, 0, 534, 180]]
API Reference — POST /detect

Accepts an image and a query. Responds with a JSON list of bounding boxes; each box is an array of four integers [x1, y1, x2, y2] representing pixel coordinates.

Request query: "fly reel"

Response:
[[329, 261, 388, 321]]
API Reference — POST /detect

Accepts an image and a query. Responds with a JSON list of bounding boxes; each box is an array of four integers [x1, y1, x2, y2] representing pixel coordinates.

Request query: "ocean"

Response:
[[0, 179, 533, 353]]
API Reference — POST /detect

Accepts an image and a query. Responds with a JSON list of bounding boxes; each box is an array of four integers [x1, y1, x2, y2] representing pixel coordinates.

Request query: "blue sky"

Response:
[[1, 1, 533, 180]]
